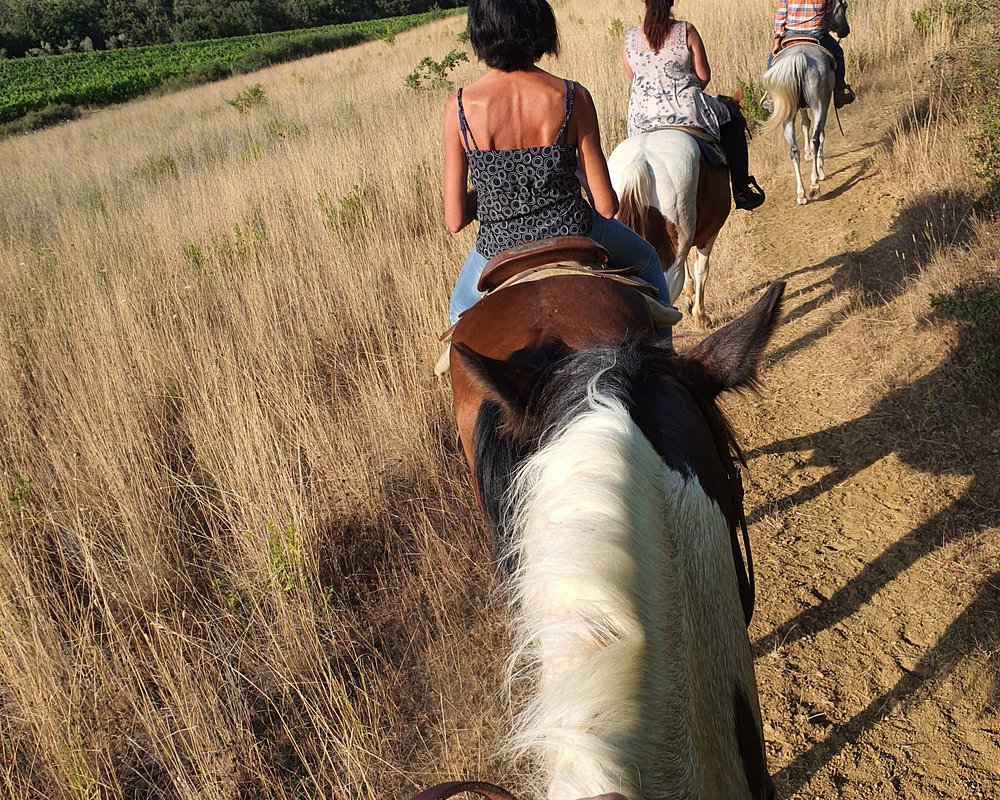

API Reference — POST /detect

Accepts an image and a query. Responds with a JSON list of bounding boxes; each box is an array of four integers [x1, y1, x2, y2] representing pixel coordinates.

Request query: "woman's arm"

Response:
[[572, 84, 618, 219], [621, 43, 634, 82], [772, 0, 788, 52], [687, 24, 712, 89], [443, 91, 475, 233]]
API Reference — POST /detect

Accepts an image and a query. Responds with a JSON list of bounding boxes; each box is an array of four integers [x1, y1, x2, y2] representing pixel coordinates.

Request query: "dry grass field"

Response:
[[1, 0, 997, 798]]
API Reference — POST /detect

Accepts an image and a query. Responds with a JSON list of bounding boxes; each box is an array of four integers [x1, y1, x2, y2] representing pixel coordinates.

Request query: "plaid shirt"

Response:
[[773, 0, 833, 37]]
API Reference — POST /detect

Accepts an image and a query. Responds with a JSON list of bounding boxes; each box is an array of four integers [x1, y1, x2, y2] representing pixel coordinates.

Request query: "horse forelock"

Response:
[[471, 339, 744, 571]]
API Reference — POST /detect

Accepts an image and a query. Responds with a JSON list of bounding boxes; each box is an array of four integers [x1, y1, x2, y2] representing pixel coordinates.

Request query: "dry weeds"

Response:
[[0, 0, 991, 797]]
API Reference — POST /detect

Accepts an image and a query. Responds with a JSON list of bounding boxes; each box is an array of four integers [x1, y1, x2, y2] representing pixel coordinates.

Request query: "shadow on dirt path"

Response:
[[772, 570, 1000, 796], [750, 322, 1000, 655], [728, 83, 1000, 798]]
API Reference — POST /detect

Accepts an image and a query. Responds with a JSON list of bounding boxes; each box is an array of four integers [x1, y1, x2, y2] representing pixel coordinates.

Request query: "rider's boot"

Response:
[[833, 63, 856, 108], [719, 117, 766, 211]]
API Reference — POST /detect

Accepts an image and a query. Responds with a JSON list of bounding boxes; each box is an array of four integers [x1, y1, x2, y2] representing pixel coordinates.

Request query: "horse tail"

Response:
[[615, 151, 656, 240], [761, 50, 808, 136], [502, 386, 673, 799]]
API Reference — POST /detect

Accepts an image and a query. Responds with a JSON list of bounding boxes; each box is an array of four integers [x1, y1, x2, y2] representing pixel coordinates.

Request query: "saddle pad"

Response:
[[697, 138, 727, 168]]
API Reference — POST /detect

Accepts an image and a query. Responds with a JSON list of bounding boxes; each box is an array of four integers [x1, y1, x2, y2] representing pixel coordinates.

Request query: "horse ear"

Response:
[[732, 85, 744, 104], [687, 281, 785, 396], [452, 342, 539, 422]]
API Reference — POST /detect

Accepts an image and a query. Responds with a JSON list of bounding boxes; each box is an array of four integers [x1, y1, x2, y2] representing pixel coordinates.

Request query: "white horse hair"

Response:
[[761, 45, 835, 205], [502, 388, 761, 800], [607, 130, 718, 327]]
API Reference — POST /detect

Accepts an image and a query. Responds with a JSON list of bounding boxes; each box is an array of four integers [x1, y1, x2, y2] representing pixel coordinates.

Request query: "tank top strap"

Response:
[[456, 87, 480, 151], [554, 80, 577, 145]]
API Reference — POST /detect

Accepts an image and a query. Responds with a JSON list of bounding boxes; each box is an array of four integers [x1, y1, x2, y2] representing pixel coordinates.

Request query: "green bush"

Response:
[[931, 283, 1000, 326], [160, 61, 233, 92], [405, 48, 468, 90], [227, 83, 267, 113]]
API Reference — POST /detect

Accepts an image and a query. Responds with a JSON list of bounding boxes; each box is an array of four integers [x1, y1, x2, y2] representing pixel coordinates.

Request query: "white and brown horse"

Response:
[[607, 93, 742, 329], [424, 264, 783, 800]]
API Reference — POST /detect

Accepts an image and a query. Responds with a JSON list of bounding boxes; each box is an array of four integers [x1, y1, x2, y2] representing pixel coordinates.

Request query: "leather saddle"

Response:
[[776, 35, 836, 67], [435, 236, 681, 361], [470, 235, 680, 328], [476, 235, 612, 292]]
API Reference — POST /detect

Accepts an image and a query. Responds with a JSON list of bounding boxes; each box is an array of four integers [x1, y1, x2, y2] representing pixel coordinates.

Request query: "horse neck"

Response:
[[503, 391, 756, 800]]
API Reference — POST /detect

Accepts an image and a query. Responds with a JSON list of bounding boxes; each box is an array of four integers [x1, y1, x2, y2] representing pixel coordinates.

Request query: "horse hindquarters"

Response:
[[608, 132, 701, 304], [763, 48, 833, 204]]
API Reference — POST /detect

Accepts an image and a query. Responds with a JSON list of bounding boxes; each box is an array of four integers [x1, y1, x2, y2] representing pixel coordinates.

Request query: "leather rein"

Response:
[[410, 781, 520, 800]]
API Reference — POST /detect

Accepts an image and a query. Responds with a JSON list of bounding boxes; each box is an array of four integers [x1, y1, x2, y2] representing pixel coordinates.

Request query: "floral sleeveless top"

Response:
[[624, 22, 731, 140], [458, 80, 593, 259]]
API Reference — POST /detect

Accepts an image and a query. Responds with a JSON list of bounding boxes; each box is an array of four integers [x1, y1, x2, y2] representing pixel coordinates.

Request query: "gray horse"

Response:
[[762, 1, 850, 204]]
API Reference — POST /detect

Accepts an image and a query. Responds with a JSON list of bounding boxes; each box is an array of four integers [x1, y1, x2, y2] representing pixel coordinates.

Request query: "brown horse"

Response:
[[440, 260, 783, 799], [607, 92, 744, 329]]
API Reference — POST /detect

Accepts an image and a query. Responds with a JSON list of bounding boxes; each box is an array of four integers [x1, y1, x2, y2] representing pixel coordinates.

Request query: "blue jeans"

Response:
[[449, 213, 671, 326], [768, 31, 844, 75]]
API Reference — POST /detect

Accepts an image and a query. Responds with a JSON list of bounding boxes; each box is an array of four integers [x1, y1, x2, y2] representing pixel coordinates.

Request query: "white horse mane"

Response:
[[500, 390, 759, 800]]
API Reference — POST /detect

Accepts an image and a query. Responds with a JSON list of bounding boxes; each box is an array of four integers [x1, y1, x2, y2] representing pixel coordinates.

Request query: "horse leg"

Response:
[[674, 240, 694, 310], [808, 105, 829, 199], [816, 128, 827, 181], [801, 110, 812, 161], [690, 234, 718, 329], [784, 118, 806, 205]]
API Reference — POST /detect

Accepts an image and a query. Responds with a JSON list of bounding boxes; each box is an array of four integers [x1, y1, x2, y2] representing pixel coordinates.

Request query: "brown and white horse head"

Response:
[[450, 282, 784, 798]]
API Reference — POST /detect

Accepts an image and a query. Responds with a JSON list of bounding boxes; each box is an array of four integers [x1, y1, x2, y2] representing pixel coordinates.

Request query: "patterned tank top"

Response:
[[624, 22, 731, 140], [458, 80, 593, 259]]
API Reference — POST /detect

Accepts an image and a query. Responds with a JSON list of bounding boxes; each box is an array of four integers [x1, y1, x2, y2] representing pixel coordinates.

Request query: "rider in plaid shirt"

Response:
[[769, 0, 855, 108]]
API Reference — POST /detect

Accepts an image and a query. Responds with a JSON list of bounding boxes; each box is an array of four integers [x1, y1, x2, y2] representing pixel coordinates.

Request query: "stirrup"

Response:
[[834, 84, 856, 108], [734, 177, 766, 211]]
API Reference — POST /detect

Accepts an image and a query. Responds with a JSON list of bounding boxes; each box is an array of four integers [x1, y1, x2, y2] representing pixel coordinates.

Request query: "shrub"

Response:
[[0, 102, 79, 138], [133, 153, 180, 184], [227, 83, 267, 113], [404, 48, 468, 91], [159, 61, 233, 93], [737, 76, 770, 126]]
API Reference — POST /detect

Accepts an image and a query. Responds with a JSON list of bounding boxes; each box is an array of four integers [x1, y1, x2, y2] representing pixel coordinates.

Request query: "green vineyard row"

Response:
[[0, 10, 458, 125]]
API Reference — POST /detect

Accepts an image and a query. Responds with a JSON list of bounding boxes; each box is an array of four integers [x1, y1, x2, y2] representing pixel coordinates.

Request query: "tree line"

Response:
[[0, 0, 465, 57]]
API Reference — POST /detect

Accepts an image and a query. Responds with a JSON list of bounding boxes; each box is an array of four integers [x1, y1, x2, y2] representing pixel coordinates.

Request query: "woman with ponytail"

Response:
[[623, 0, 765, 210]]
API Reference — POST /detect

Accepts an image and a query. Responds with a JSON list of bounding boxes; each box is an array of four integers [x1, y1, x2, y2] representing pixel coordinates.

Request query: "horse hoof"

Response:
[[809, 186, 821, 199], [693, 313, 712, 330], [796, 196, 808, 206]]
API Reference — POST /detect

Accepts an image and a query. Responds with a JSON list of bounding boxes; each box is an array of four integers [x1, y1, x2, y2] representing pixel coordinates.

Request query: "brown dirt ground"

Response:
[[666, 90, 1000, 798]]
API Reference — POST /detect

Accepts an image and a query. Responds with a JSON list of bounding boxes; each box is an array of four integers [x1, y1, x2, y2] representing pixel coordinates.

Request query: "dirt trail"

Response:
[[673, 94, 1000, 798]]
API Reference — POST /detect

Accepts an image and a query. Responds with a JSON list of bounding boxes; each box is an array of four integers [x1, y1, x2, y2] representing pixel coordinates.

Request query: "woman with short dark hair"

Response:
[[444, 0, 672, 326]]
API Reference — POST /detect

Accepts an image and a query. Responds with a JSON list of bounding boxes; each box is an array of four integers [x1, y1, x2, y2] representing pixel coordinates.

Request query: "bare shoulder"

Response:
[[572, 82, 595, 107]]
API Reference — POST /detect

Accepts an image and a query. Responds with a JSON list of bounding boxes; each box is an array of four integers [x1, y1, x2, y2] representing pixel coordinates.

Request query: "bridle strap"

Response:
[[410, 781, 520, 800], [731, 459, 756, 626]]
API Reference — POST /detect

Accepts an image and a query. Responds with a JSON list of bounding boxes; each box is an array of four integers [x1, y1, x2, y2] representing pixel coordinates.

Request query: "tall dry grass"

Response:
[[0, 0, 976, 797]]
